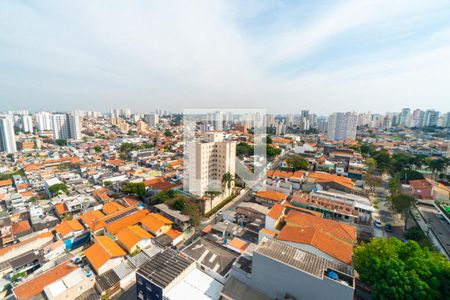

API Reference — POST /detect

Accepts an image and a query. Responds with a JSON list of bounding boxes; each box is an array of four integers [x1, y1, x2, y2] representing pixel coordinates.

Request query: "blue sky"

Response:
[[1, 0, 450, 114]]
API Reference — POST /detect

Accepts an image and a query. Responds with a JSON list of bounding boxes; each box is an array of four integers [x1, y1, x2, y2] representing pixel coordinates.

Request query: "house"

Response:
[[277, 210, 356, 265], [235, 202, 269, 222], [0, 231, 53, 263], [305, 172, 356, 193], [54, 219, 90, 251], [265, 170, 306, 194], [255, 190, 287, 207], [84, 235, 127, 275], [115, 225, 153, 254], [44, 267, 96, 300], [153, 203, 190, 231], [265, 203, 285, 232], [140, 213, 172, 236], [229, 238, 355, 300], [181, 238, 239, 284], [13, 260, 87, 300], [12, 220, 33, 238], [409, 178, 450, 204]]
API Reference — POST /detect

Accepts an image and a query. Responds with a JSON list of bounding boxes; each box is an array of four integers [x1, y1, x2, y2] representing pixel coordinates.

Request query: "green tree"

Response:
[[164, 129, 172, 137], [55, 139, 67, 146], [266, 135, 273, 144], [286, 156, 309, 171], [49, 183, 69, 196], [390, 194, 416, 230], [236, 142, 254, 157], [104, 181, 113, 187], [425, 158, 446, 179], [364, 157, 377, 173], [372, 150, 390, 172], [222, 172, 235, 192], [266, 145, 281, 159], [154, 191, 169, 204], [172, 199, 186, 211], [404, 227, 434, 249], [354, 238, 450, 300], [122, 182, 146, 199], [93, 145, 102, 153], [388, 177, 401, 196]]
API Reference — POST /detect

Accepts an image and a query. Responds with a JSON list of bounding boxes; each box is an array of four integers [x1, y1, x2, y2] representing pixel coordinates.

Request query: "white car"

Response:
[[374, 220, 383, 228]]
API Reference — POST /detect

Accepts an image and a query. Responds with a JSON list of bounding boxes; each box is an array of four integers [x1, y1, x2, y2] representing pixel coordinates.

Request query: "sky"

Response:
[[1, 0, 450, 115]]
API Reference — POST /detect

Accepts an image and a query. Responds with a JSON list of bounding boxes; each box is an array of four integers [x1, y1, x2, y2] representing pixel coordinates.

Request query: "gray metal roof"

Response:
[[96, 269, 120, 291], [255, 238, 353, 278], [113, 261, 134, 279], [126, 251, 151, 268], [137, 249, 193, 289]]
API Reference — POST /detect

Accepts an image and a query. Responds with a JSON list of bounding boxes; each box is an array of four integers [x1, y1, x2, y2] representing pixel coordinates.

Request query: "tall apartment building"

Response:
[[443, 112, 450, 128], [327, 112, 358, 141], [423, 109, 439, 127], [144, 113, 159, 128], [52, 113, 82, 141], [0, 115, 17, 153], [21, 115, 33, 133], [185, 132, 236, 198], [411, 109, 424, 127], [399, 108, 410, 126], [34, 112, 53, 131]]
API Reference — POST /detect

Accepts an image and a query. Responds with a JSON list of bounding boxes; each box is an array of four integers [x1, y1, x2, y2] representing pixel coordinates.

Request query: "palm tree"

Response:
[[204, 190, 221, 214], [427, 158, 446, 179], [222, 172, 235, 194]]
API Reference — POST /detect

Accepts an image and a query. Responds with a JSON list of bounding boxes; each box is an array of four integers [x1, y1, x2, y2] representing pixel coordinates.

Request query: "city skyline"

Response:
[[1, 1, 450, 113]]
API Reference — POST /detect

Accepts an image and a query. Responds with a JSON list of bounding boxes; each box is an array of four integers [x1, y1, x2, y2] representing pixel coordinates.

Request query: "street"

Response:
[[371, 186, 405, 239]]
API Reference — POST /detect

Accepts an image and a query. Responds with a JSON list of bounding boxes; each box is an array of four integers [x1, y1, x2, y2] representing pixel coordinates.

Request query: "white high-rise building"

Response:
[[399, 108, 410, 126], [327, 112, 358, 141], [68, 114, 82, 140], [185, 132, 236, 198], [52, 113, 82, 140], [423, 110, 439, 127], [35, 112, 53, 131], [144, 113, 159, 127], [0, 116, 17, 153], [21, 115, 33, 133]]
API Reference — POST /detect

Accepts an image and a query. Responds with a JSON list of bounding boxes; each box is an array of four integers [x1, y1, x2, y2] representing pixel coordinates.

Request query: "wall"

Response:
[[249, 251, 354, 300]]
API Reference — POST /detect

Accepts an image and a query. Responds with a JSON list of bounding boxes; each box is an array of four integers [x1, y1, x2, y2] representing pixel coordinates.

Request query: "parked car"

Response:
[[385, 224, 393, 232], [374, 219, 382, 228]]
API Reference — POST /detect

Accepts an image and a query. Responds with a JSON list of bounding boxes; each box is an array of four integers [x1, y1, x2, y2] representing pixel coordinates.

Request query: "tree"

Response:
[[222, 172, 235, 193], [372, 150, 390, 172], [286, 156, 309, 171], [93, 145, 102, 153], [404, 227, 434, 249], [390, 194, 416, 230], [49, 183, 69, 196], [104, 181, 113, 187], [425, 158, 446, 179], [55, 139, 67, 146], [266, 135, 273, 144], [154, 191, 169, 204], [172, 199, 185, 211], [266, 145, 281, 159], [164, 129, 172, 137], [122, 182, 146, 199], [204, 190, 221, 214], [364, 157, 377, 173], [236, 142, 254, 157], [354, 238, 450, 300], [388, 177, 401, 196]]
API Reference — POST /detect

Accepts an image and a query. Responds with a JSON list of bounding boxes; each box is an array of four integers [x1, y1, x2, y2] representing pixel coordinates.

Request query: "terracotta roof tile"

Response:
[[256, 190, 287, 202], [13, 260, 77, 300], [55, 219, 84, 236], [12, 220, 31, 235]]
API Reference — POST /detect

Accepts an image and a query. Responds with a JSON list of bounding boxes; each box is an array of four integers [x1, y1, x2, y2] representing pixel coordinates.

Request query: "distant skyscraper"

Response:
[[327, 112, 358, 141], [144, 113, 159, 127], [411, 109, 424, 127], [35, 112, 53, 131], [399, 108, 410, 126], [443, 112, 450, 128], [423, 109, 439, 127], [52, 113, 82, 140], [0, 116, 17, 153], [21, 115, 33, 133], [214, 111, 223, 131], [317, 116, 328, 132]]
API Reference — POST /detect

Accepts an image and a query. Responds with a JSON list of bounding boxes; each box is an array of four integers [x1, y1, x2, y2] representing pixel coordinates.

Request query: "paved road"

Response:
[[416, 204, 450, 256], [372, 186, 405, 239]]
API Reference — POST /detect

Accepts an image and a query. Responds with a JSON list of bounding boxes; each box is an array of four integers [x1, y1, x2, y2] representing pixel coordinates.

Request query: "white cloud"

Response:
[[0, 0, 449, 113]]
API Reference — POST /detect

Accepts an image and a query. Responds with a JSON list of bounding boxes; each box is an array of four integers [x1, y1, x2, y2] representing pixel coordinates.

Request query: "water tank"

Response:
[[328, 271, 339, 280]]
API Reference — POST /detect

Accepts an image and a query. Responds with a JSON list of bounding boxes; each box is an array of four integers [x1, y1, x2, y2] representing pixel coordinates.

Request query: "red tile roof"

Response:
[[256, 190, 287, 202], [13, 260, 77, 300]]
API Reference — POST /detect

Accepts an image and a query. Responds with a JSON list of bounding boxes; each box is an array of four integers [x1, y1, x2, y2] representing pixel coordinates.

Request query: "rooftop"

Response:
[[138, 249, 193, 289], [181, 238, 239, 276], [256, 238, 353, 278]]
